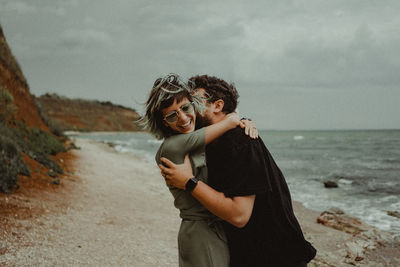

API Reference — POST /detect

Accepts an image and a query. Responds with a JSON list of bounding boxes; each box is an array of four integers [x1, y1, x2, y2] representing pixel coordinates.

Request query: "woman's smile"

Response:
[[178, 119, 192, 129], [162, 98, 196, 134]]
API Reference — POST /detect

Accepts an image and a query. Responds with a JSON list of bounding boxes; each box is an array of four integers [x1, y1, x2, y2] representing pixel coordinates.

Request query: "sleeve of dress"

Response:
[[222, 136, 273, 198], [158, 127, 206, 164]]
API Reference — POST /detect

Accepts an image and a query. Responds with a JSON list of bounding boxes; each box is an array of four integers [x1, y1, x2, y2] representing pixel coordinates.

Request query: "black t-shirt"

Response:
[[206, 127, 316, 267]]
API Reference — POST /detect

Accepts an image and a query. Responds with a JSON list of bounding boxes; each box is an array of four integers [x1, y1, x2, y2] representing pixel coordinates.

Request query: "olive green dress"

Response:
[[155, 128, 229, 267]]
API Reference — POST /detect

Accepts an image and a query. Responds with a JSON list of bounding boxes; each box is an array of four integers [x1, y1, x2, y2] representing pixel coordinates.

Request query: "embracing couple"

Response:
[[142, 74, 316, 267]]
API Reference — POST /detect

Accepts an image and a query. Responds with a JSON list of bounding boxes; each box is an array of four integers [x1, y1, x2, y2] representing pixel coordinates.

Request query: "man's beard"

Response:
[[196, 113, 213, 128]]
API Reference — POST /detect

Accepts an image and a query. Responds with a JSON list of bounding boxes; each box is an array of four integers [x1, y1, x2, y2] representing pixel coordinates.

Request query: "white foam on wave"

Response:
[[338, 178, 353, 185], [293, 135, 304, 140], [389, 200, 400, 210], [378, 195, 397, 203], [114, 145, 155, 163], [291, 182, 400, 233], [114, 145, 131, 153]]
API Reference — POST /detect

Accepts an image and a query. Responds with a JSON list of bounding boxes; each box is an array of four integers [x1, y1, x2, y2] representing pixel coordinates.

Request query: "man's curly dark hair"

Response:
[[188, 75, 239, 114]]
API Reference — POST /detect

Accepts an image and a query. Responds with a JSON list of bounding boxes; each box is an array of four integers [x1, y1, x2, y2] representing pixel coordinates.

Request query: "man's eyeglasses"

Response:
[[193, 90, 211, 103], [164, 102, 194, 123]]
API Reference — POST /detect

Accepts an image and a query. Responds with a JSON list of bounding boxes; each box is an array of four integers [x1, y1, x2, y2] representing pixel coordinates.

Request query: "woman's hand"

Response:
[[240, 119, 258, 139], [159, 154, 194, 190], [225, 112, 242, 128]]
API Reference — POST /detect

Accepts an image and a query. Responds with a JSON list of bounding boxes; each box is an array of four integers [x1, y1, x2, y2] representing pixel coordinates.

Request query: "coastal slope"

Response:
[[1, 24, 68, 194], [35, 93, 141, 132]]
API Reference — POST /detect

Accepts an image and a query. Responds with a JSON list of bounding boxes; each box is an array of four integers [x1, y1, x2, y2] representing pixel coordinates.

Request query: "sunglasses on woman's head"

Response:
[[164, 102, 194, 123], [153, 74, 186, 93]]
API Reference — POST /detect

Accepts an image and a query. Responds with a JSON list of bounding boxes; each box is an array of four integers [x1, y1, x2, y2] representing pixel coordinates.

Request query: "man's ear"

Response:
[[213, 99, 225, 113]]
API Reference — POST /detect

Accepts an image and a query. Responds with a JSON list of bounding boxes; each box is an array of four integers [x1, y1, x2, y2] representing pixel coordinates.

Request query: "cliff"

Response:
[[35, 94, 141, 132], [0, 24, 67, 193], [0, 26, 48, 131]]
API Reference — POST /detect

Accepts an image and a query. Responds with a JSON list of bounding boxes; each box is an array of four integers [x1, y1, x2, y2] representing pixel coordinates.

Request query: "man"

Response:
[[160, 75, 316, 266]]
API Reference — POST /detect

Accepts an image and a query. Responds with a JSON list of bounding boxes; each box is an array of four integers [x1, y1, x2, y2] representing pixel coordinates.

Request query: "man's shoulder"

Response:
[[223, 127, 247, 140], [220, 127, 257, 150]]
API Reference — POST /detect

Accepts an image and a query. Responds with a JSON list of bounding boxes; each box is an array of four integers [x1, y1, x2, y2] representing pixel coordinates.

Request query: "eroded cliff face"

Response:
[[0, 25, 48, 131], [36, 94, 141, 132], [1, 25, 66, 193]]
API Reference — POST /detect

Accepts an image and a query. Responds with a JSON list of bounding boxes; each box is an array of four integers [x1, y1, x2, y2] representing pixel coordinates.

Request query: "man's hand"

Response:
[[159, 154, 193, 190], [240, 119, 258, 139]]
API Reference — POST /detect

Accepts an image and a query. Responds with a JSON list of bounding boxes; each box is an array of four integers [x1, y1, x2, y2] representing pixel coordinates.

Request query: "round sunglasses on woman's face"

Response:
[[164, 102, 194, 123]]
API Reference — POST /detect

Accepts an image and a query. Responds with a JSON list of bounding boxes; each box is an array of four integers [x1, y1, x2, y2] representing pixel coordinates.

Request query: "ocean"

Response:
[[69, 129, 400, 235]]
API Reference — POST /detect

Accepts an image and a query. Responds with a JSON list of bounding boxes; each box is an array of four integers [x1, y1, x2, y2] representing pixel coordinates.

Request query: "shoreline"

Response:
[[1, 138, 399, 266], [66, 131, 400, 236]]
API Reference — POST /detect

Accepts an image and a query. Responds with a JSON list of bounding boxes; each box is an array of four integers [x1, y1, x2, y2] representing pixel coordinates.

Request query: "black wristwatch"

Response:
[[185, 177, 198, 192]]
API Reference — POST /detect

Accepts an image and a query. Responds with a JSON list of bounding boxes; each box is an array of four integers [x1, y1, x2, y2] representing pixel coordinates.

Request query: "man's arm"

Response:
[[192, 182, 255, 228], [159, 155, 255, 228]]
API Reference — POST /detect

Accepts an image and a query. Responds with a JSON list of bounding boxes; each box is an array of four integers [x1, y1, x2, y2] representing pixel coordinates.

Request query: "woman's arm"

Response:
[[162, 112, 241, 159], [205, 116, 259, 144], [204, 112, 242, 144], [161, 114, 258, 161], [159, 155, 255, 228]]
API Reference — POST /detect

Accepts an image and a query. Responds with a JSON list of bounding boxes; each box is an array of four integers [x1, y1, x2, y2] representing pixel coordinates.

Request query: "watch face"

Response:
[[185, 177, 198, 192]]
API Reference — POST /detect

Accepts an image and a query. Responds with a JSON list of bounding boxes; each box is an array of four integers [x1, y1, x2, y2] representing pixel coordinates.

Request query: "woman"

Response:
[[142, 73, 255, 267]]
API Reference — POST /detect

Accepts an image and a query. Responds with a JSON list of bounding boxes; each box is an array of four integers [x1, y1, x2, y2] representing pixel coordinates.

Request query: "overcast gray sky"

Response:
[[1, 0, 399, 130]]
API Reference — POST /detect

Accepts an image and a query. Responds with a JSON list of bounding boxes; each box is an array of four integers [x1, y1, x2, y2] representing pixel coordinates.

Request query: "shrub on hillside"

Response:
[[0, 124, 30, 193], [0, 85, 16, 123], [11, 121, 66, 174]]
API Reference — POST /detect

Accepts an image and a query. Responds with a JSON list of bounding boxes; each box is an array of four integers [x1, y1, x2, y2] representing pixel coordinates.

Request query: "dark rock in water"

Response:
[[387, 210, 400, 219], [324, 180, 338, 188]]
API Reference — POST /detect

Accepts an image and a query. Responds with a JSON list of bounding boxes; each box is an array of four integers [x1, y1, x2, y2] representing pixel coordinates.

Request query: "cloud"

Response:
[[1, 1, 37, 14], [233, 10, 400, 91], [59, 28, 113, 50], [1, 0, 400, 129], [0, 0, 69, 16]]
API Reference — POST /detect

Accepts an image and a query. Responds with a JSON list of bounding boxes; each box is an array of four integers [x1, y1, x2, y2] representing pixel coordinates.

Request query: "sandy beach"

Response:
[[1, 138, 399, 266]]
